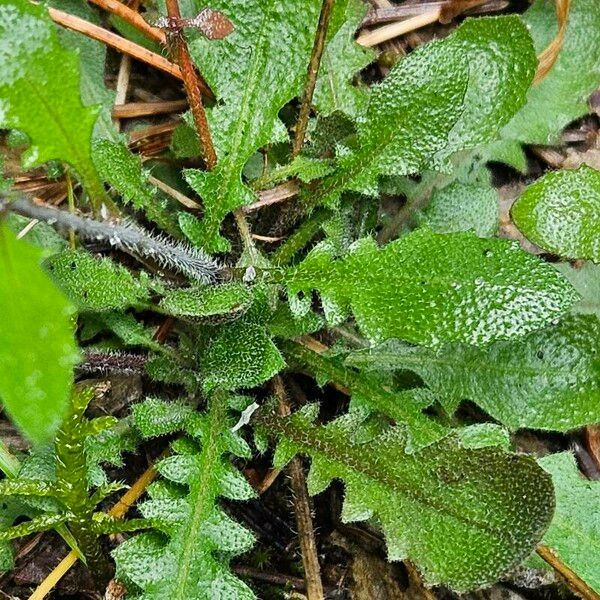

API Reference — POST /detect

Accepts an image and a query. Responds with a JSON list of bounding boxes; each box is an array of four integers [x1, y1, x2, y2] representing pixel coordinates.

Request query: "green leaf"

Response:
[[418, 182, 498, 237], [92, 140, 178, 234], [0, 224, 78, 445], [48, 0, 118, 141], [45, 250, 150, 312], [500, 0, 600, 150], [132, 398, 195, 439], [512, 165, 600, 261], [184, 0, 323, 251], [313, 0, 374, 118], [259, 406, 554, 590], [0, 0, 107, 204], [202, 322, 285, 391], [114, 393, 256, 599], [286, 230, 577, 347], [308, 16, 535, 208], [538, 452, 600, 593], [347, 315, 600, 431], [159, 283, 252, 321], [555, 262, 600, 318]]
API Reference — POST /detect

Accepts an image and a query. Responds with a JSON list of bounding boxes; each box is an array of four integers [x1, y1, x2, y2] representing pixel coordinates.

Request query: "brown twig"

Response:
[[112, 99, 189, 119], [164, 0, 218, 169], [243, 180, 300, 213], [47, 7, 185, 82], [537, 545, 600, 600], [273, 376, 325, 600], [88, 0, 166, 45], [533, 0, 571, 84], [356, 9, 441, 46], [292, 0, 336, 158]]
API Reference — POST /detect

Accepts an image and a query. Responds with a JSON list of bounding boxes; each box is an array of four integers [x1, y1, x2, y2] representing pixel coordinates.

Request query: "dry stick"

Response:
[[243, 180, 300, 213], [356, 9, 441, 47], [29, 461, 160, 600], [165, 0, 217, 169], [112, 98, 189, 119], [273, 376, 325, 600], [292, 0, 336, 158], [533, 0, 571, 84], [88, 0, 166, 45], [47, 7, 185, 82], [537, 545, 600, 600]]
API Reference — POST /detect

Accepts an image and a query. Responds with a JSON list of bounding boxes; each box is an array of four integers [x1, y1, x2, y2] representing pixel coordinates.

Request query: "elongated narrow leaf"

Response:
[[184, 0, 322, 251], [347, 315, 600, 431], [0, 224, 78, 445], [259, 405, 554, 591], [0, 0, 106, 202], [513, 165, 600, 261], [45, 250, 151, 312], [538, 452, 600, 593], [309, 16, 535, 208], [286, 230, 577, 346]]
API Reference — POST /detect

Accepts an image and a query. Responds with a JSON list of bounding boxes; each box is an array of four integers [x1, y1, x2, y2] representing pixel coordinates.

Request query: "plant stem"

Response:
[[537, 545, 600, 600], [271, 207, 332, 265], [88, 0, 166, 45], [165, 0, 217, 169], [292, 0, 336, 157], [273, 376, 324, 600]]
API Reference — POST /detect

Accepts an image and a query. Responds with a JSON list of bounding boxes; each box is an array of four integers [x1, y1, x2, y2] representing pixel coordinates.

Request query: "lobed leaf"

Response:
[[0, 224, 78, 446], [512, 165, 600, 261], [347, 315, 600, 431], [0, 0, 107, 203], [260, 405, 554, 590], [115, 394, 256, 599], [286, 230, 578, 347], [184, 0, 323, 251]]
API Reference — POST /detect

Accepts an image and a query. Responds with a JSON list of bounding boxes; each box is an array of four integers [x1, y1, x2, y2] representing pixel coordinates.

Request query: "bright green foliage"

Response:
[[538, 453, 600, 593], [0, 224, 78, 445], [500, 0, 600, 150], [5, 213, 67, 255], [512, 165, 600, 261], [91, 140, 178, 234], [184, 0, 323, 251], [45, 250, 150, 312], [159, 283, 252, 320], [259, 404, 554, 590], [313, 0, 374, 117], [48, 0, 117, 141], [114, 394, 256, 599], [555, 262, 600, 318], [308, 16, 535, 208], [347, 315, 600, 431], [0, 0, 107, 205], [418, 182, 498, 237], [202, 322, 285, 391], [92, 141, 155, 213], [286, 230, 577, 346]]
